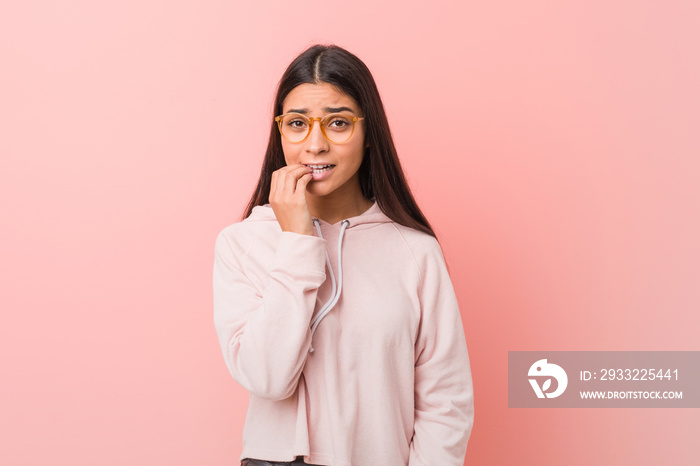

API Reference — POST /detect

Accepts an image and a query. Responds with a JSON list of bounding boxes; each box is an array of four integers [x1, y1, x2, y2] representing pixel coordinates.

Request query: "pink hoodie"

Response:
[[213, 200, 474, 465]]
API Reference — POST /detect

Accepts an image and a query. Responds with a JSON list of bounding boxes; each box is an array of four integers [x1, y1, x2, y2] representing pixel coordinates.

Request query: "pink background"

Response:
[[1, 1, 698, 465]]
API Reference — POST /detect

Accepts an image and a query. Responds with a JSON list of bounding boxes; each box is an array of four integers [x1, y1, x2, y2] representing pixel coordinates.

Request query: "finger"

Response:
[[286, 164, 313, 178], [274, 166, 295, 198], [295, 173, 313, 195], [283, 165, 312, 196], [278, 163, 310, 174], [270, 170, 278, 200]]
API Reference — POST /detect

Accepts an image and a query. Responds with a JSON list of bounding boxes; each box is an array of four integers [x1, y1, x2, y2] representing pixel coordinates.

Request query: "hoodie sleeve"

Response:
[[213, 229, 327, 401], [408, 238, 474, 466]]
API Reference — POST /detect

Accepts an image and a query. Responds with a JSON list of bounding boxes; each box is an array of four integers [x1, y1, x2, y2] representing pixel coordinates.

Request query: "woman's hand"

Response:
[[269, 164, 315, 235]]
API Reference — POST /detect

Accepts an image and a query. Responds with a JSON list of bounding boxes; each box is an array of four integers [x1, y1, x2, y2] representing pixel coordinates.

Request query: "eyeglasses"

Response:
[[275, 112, 365, 144]]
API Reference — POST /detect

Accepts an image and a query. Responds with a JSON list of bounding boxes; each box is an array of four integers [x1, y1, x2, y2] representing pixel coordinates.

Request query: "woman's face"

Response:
[[280, 82, 366, 200]]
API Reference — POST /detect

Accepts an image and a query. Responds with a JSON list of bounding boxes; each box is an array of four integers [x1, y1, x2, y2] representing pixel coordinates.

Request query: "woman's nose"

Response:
[[305, 120, 329, 153]]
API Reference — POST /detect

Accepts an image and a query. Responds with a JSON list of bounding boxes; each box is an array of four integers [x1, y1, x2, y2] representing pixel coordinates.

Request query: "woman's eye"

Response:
[[287, 119, 308, 129], [327, 117, 351, 129]]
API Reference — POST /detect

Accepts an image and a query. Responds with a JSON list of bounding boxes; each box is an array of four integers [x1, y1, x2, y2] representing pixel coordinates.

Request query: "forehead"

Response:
[[283, 82, 359, 113]]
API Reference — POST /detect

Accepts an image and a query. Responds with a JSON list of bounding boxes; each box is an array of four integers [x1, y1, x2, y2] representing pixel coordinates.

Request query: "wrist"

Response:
[[281, 225, 314, 236]]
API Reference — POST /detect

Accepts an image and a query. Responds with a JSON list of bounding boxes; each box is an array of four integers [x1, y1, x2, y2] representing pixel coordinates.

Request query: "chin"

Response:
[[306, 186, 333, 197]]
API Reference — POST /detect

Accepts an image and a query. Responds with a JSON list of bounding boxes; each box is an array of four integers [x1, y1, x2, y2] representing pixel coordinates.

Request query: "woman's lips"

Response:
[[304, 164, 335, 181]]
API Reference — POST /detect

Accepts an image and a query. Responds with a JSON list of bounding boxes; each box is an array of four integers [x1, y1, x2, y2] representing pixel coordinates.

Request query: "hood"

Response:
[[247, 200, 393, 352], [247, 199, 392, 230]]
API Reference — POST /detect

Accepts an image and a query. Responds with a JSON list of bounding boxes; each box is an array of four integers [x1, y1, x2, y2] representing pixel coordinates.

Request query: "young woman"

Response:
[[214, 44, 474, 466]]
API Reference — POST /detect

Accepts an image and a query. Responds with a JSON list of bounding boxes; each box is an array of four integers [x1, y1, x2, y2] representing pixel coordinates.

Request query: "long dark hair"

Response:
[[242, 44, 436, 238]]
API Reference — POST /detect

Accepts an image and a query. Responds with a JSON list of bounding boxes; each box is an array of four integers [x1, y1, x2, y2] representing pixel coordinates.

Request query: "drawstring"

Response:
[[309, 218, 350, 353], [311, 219, 349, 334], [313, 219, 337, 323]]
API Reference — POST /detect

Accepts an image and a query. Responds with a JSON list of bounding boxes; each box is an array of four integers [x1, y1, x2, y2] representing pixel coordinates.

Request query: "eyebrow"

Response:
[[286, 106, 356, 114]]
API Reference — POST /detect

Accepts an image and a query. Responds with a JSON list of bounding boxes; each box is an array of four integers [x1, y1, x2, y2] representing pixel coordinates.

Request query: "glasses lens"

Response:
[[322, 114, 355, 143], [279, 114, 310, 143]]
